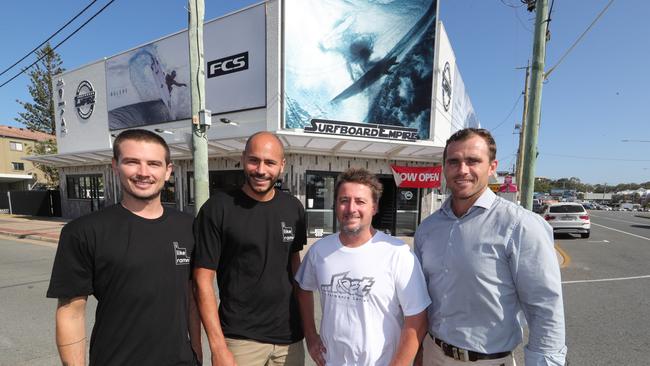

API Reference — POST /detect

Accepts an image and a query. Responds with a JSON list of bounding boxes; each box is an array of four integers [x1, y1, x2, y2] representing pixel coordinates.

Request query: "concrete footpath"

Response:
[[0, 214, 66, 243], [0, 213, 568, 267]]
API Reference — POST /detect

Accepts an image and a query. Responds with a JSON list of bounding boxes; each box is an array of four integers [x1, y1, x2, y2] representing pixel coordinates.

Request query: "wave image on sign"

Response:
[[284, 0, 437, 140], [106, 34, 190, 130]]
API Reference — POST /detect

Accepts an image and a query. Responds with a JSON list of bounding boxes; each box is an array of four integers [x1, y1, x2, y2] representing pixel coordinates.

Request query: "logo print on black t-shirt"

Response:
[[173, 242, 190, 265], [320, 272, 375, 302], [281, 222, 295, 243]]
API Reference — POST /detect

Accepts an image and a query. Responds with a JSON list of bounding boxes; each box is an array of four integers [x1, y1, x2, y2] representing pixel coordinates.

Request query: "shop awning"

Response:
[[25, 130, 444, 167], [277, 131, 444, 162]]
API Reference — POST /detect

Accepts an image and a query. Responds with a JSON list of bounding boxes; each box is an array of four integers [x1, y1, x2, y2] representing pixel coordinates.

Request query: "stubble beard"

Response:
[[341, 224, 362, 236], [123, 178, 163, 202], [123, 186, 163, 202], [245, 173, 278, 194]]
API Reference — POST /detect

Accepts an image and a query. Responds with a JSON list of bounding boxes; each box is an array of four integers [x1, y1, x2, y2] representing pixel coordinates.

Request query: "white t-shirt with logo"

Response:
[[295, 231, 431, 366]]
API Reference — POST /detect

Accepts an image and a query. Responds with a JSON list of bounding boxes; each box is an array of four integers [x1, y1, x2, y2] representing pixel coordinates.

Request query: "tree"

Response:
[[15, 43, 64, 188], [27, 139, 59, 189], [534, 177, 553, 193], [15, 43, 64, 135]]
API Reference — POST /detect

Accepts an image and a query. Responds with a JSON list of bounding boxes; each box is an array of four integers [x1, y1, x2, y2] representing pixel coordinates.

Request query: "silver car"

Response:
[[542, 203, 591, 238]]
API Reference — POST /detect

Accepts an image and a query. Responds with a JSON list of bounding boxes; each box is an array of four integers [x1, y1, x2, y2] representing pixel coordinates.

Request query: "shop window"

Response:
[[187, 172, 195, 205], [305, 171, 338, 237], [187, 170, 244, 205], [161, 172, 176, 204], [395, 188, 420, 236], [11, 162, 25, 171], [66, 174, 104, 200], [10, 141, 23, 151]]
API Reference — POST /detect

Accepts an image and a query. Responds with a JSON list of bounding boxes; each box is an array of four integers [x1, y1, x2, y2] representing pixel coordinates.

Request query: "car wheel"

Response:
[[581, 231, 590, 239]]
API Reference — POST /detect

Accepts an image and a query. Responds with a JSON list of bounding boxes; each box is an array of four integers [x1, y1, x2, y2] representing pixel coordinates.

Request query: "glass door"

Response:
[[305, 171, 338, 238]]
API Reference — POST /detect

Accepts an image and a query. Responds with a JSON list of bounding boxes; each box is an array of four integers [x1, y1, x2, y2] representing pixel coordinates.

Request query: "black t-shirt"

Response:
[[47, 204, 195, 366], [193, 189, 306, 344]]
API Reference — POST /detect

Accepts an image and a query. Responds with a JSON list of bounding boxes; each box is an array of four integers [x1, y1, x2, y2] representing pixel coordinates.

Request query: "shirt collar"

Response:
[[442, 188, 496, 218]]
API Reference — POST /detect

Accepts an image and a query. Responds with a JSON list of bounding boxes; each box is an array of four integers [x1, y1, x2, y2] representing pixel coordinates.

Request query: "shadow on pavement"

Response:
[[630, 224, 650, 230]]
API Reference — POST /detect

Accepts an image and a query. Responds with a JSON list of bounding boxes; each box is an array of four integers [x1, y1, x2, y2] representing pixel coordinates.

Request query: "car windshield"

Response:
[[549, 205, 585, 213]]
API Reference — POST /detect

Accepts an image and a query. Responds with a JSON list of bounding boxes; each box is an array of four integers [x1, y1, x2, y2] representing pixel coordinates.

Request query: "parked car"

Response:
[[542, 203, 591, 238], [581, 202, 594, 210]]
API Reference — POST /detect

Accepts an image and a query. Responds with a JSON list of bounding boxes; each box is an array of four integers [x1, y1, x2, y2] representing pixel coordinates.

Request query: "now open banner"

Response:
[[391, 165, 442, 188]]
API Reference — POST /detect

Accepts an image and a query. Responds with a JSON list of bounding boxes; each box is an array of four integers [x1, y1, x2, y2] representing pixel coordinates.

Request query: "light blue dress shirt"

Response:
[[414, 189, 567, 365]]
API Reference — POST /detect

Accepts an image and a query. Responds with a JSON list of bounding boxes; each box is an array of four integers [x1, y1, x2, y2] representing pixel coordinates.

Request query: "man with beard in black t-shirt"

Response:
[[194, 131, 306, 366], [47, 129, 201, 365]]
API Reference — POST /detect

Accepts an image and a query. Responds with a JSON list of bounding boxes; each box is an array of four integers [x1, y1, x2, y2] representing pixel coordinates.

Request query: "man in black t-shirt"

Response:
[[47, 129, 201, 366], [194, 131, 306, 366]]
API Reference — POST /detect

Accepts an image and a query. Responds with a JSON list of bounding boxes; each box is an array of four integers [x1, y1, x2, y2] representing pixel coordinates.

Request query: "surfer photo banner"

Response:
[[106, 32, 191, 130], [283, 0, 438, 140]]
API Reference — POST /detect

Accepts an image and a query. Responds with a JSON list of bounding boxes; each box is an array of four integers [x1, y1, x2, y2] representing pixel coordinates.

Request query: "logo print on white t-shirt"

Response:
[[321, 272, 375, 301], [173, 242, 190, 265]]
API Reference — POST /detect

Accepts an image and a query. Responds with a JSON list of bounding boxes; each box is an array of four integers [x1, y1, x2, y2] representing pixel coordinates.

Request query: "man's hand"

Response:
[[210, 346, 237, 366], [413, 344, 424, 366], [305, 333, 327, 366], [389, 310, 428, 366], [194, 268, 237, 366]]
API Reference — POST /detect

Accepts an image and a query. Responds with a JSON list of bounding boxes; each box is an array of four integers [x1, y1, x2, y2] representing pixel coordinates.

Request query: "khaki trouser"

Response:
[[225, 338, 305, 366], [424, 336, 516, 366]]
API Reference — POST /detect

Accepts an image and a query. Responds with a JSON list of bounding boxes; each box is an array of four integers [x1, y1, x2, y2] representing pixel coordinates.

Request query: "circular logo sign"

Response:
[[442, 62, 452, 112], [74, 80, 96, 119], [401, 191, 414, 200]]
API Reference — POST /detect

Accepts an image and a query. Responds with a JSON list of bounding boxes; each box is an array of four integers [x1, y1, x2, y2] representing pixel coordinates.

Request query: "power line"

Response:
[[541, 152, 650, 162], [0, 0, 99, 78], [499, 0, 523, 9], [0, 0, 116, 89], [545, 0, 615, 80], [489, 92, 523, 132], [514, 6, 533, 33]]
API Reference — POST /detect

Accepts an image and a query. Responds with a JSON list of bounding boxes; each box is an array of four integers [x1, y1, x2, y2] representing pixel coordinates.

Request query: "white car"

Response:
[[542, 203, 591, 238]]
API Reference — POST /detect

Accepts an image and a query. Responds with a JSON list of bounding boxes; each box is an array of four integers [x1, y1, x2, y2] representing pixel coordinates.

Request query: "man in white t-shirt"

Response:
[[295, 168, 431, 366]]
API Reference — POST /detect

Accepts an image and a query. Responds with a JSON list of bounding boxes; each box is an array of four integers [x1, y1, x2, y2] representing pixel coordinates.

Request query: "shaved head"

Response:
[[244, 132, 285, 158], [240, 132, 286, 201]]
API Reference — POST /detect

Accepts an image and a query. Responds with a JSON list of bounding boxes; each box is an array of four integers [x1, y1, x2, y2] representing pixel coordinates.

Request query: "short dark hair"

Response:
[[443, 128, 497, 163], [113, 129, 171, 164], [334, 168, 383, 204]]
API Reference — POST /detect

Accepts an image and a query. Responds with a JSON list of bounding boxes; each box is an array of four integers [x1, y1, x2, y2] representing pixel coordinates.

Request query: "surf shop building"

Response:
[[30, 0, 479, 237]]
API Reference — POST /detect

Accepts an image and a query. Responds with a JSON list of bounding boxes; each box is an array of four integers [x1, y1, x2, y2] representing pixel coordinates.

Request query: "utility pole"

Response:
[[515, 60, 530, 199], [188, 0, 210, 215], [520, 0, 549, 210]]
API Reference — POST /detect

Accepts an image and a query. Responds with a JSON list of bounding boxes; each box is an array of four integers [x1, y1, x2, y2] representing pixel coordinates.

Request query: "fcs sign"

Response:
[[207, 52, 249, 78], [391, 165, 442, 188]]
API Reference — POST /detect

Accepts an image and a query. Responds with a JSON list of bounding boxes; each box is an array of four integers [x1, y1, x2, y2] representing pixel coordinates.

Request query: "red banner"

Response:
[[390, 165, 442, 188]]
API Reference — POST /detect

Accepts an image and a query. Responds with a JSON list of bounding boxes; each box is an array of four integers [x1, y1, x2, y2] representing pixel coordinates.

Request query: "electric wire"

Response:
[[514, 7, 533, 33], [0, 0, 116, 89], [489, 92, 523, 132], [545, 0, 615, 80], [0, 0, 98, 78], [541, 153, 650, 162], [499, 0, 523, 9]]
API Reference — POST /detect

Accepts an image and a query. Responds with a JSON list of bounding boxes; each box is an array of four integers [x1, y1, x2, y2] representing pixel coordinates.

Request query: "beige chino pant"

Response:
[[423, 336, 516, 366], [225, 338, 305, 366]]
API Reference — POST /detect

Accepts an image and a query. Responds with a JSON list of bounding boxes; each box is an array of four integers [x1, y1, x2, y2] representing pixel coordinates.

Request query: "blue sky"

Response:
[[1, 0, 647, 184]]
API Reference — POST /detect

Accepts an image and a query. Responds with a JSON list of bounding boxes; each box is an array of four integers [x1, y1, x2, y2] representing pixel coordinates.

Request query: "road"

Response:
[[557, 211, 650, 366], [0, 237, 99, 366], [1, 211, 648, 365]]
